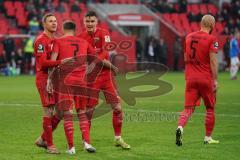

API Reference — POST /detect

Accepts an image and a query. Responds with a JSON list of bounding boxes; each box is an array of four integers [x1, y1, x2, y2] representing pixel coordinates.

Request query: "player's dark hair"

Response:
[[85, 11, 98, 18], [63, 21, 76, 30], [42, 13, 55, 23]]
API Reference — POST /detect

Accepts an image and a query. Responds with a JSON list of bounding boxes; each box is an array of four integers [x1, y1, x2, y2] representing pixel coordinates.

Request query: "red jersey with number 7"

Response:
[[184, 31, 218, 80], [52, 35, 95, 85]]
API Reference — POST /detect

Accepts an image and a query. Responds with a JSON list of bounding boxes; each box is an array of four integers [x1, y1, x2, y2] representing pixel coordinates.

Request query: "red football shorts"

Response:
[[185, 79, 216, 108], [87, 73, 120, 107], [36, 80, 55, 107], [56, 85, 88, 111]]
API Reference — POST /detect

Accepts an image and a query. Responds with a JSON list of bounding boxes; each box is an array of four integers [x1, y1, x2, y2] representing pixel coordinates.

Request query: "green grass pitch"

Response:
[[0, 72, 239, 160]]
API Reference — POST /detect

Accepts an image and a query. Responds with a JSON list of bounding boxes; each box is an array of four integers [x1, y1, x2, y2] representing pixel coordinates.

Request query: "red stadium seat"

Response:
[[162, 14, 171, 23], [199, 4, 208, 14], [9, 28, 19, 34], [190, 4, 200, 15], [4, 1, 15, 17], [0, 19, 9, 34], [187, 5, 191, 13], [191, 22, 200, 32], [215, 22, 224, 33], [62, 12, 70, 20], [207, 4, 218, 15]]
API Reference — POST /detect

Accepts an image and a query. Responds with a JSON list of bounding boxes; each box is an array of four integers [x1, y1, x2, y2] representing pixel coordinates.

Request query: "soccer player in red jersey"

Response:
[[49, 21, 99, 154], [176, 15, 219, 146], [78, 11, 130, 149], [34, 13, 70, 154]]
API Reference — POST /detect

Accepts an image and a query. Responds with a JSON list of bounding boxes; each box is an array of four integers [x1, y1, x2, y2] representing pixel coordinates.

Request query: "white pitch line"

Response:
[[136, 100, 240, 105], [124, 108, 240, 118], [0, 102, 239, 118]]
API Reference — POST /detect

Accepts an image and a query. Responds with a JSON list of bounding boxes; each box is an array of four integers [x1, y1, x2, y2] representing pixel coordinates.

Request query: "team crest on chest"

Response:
[[94, 37, 100, 44]]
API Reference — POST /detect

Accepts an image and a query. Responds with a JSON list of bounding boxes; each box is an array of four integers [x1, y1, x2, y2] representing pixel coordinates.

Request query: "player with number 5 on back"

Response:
[[175, 15, 219, 146]]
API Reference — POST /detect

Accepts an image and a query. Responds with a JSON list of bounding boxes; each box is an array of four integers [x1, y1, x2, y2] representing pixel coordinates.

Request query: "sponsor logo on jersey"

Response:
[[104, 36, 111, 42], [37, 44, 44, 53], [214, 42, 218, 49], [94, 37, 100, 44]]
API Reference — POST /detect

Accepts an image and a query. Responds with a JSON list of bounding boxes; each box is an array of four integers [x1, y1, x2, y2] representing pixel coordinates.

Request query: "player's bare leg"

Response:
[[42, 106, 59, 154], [176, 106, 195, 146], [111, 103, 130, 149], [204, 107, 219, 144], [77, 108, 96, 153]]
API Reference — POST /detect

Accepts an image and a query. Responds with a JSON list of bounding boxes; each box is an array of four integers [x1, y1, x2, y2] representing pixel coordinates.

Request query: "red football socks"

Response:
[[78, 111, 90, 144], [205, 107, 215, 137], [41, 115, 61, 141], [63, 113, 74, 149], [86, 107, 94, 130], [112, 110, 123, 136], [178, 107, 195, 127], [42, 117, 53, 147]]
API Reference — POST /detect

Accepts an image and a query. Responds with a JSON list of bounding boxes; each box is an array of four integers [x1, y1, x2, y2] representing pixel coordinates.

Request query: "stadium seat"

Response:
[[9, 28, 19, 34], [162, 14, 171, 23], [4, 1, 15, 17], [62, 12, 70, 20], [207, 4, 218, 15], [191, 22, 200, 32], [215, 22, 224, 33], [0, 19, 8, 34], [190, 4, 200, 15], [199, 4, 208, 14]]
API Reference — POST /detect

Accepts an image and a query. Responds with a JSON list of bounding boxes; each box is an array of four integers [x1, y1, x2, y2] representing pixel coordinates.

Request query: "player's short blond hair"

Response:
[[200, 14, 215, 29], [42, 13, 55, 24]]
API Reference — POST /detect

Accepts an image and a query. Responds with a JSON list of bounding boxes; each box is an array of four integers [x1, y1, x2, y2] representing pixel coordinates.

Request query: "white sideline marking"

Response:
[[124, 109, 240, 118], [0, 102, 239, 118], [137, 100, 240, 105]]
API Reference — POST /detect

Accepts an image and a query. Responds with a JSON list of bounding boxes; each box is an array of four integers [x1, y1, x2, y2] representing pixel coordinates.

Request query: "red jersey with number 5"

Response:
[[52, 35, 95, 84], [185, 31, 218, 80]]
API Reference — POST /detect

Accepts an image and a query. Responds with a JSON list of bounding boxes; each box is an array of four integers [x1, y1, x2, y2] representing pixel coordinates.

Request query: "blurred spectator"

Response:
[[226, 19, 236, 34], [231, 1, 240, 18], [155, 1, 166, 13], [158, 38, 167, 65], [45, 0, 55, 12], [178, 0, 187, 13], [221, 9, 229, 22], [26, 0, 35, 13], [15, 48, 24, 75], [0, 50, 8, 75], [196, 10, 204, 22], [229, 32, 240, 80], [202, 0, 210, 3], [0, 0, 4, 13], [35, 0, 46, 12], [168, 4, 176, 13], [136, 38, 143, 62], [23, 36, 35, 75], [56, 1, 66, 13], [3, 36, 15, 67], [188, 12, 197, 22], [223, 37, 230, 70], [28, 8, 38, 21], [29, 17, 40, 34], [173, 37, 182, 71], [221, 26, 230, 35], [145, 36, 157, 62], [236, 18, 240, 30], [71, 1, 81, 12]]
